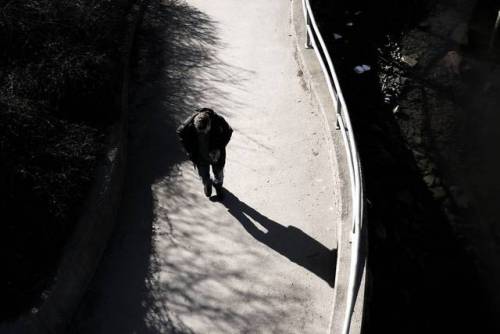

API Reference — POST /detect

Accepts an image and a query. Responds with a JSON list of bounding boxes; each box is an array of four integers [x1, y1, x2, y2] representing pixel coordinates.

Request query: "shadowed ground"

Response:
[[70, 0, 341, 333]]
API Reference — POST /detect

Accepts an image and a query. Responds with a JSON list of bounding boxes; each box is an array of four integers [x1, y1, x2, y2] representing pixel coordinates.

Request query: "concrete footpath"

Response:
[[70, 0, 343, 333]]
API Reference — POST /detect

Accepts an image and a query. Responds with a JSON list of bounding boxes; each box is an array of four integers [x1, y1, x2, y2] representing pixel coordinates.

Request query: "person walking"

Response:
[[177, 108, 233, 200]]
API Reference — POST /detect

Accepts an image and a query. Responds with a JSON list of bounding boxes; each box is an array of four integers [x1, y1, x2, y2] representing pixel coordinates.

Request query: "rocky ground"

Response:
[[388, 0, 500, 316], [375, 0, 500, 320], [313, 0, 500, 332]]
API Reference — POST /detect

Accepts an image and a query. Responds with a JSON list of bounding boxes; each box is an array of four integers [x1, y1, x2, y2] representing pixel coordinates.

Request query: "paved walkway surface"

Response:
[[71, 0, 342, 333]]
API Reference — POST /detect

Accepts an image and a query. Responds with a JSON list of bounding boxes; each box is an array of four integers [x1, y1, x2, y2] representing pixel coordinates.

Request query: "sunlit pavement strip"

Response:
[[71, 0, 342, 333]]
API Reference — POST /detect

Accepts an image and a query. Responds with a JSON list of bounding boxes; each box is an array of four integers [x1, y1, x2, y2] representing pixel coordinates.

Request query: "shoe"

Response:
[[214, 183, 224, 200], [204, 181, 212, 197]]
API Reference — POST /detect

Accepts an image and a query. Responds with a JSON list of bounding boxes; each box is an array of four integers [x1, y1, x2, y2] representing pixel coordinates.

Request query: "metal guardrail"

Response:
[[301, 1, 365, 333]]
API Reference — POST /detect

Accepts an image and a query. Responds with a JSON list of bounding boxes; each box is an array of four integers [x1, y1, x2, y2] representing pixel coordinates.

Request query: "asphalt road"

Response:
[[70, 0, 342, 333]]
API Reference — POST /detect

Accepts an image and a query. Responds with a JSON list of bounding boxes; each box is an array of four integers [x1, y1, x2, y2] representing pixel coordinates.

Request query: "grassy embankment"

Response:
[[0, 0, 132, 319]]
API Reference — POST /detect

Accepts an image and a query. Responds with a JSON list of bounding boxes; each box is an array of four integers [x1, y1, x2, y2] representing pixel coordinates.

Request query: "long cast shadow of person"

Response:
[[218, 189, 337, 287]]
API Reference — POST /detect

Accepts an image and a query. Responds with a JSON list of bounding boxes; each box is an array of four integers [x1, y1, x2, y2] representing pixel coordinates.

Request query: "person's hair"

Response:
[[194, 110, 211, 131]]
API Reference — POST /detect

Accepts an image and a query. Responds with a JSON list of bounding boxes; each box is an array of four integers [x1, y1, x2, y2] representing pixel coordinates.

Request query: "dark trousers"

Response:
[[196, 149, 226, 186]]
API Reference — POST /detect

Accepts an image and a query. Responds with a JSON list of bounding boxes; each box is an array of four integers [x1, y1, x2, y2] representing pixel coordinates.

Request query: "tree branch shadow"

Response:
[[69, 1, 297, 333]]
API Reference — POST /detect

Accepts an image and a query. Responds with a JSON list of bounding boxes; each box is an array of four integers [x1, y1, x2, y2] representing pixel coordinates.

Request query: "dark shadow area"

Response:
[[0, 0, 133, 321], [221, 190, 336, 287], [311, 0, 498, 333], [455, 1, 500, 308]]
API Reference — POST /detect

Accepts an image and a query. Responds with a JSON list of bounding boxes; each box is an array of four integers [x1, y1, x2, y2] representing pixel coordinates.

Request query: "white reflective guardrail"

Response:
[[302, 1, 365, 333]]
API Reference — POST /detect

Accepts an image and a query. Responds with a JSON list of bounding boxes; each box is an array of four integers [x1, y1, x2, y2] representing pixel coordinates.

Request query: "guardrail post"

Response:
[[336, 96, 342, 130], [305, 18, 312, 48], [304, 1, 312, 49]]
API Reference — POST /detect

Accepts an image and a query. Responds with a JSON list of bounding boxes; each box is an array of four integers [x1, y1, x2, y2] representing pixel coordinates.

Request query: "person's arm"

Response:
[[177, 113, 197, 158], [216, 115, 233, 148]]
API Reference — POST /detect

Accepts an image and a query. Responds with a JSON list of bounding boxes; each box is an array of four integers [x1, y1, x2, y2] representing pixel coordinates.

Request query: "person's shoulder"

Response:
[[177, 112, 198, 134], [211, 110, 228, 122]]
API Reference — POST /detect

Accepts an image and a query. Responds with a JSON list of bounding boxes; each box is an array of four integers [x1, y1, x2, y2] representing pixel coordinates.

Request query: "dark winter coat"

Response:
[[177, 109, 233, 164]]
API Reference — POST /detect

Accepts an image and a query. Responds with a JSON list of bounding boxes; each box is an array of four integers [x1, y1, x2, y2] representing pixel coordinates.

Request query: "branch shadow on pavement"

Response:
[[221, 190, 337, 287], [70, 1, 257, 333], [69, 0, 311, 333], [72, 0, 337, 331]]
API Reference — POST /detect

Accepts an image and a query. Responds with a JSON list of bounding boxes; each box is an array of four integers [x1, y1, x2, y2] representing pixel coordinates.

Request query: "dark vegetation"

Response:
[[0, 0, 133, 320], [312, 0, 497, 332]]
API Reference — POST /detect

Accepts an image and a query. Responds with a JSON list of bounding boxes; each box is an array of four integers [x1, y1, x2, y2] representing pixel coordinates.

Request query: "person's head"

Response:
[[194, 109, 212, 134]]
